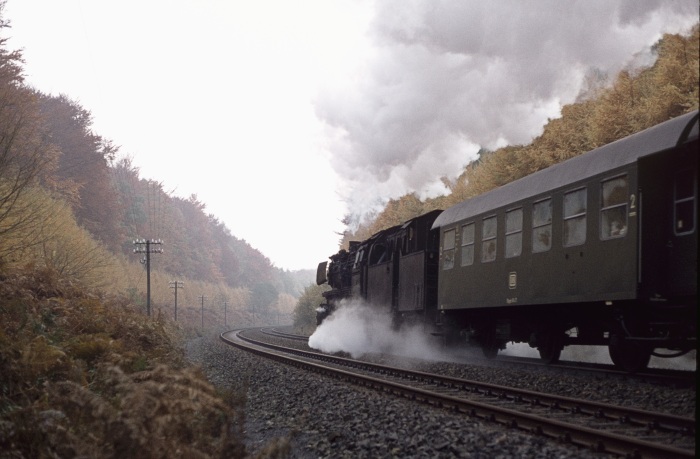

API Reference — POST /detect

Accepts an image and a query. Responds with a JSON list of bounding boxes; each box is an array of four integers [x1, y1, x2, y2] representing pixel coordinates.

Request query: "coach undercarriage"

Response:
[[440, 299, 696, 372]]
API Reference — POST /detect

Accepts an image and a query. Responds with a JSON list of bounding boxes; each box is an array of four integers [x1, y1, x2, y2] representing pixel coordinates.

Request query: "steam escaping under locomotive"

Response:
[[316, 110, 698, 372]]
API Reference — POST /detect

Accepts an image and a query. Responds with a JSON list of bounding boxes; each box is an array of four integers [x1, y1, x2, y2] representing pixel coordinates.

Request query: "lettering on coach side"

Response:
[[507, 272, 518, 304], [629, 193, 637, 217]]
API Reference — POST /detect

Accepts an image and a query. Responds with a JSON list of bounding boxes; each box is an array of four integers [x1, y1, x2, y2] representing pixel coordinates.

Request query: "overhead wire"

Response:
[[114, 159, 144, 290]]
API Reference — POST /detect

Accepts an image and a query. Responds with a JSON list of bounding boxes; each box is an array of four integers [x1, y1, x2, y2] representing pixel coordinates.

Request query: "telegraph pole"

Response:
[[198, 295, 207, 329], [133, 239, 163, 316], [223, 300, 228, 327], [169, 281, 183, 321]]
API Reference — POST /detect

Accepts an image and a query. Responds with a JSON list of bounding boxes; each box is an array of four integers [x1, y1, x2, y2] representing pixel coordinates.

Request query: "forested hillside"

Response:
[[0, 4, 268, 455], [0, 13, 313, 329], [41, 92, 313, 296], [340, 25, 699, 245]]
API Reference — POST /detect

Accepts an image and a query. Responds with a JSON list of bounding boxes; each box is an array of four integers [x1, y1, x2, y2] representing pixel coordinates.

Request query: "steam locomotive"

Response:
[[316, 110, 698, 372]]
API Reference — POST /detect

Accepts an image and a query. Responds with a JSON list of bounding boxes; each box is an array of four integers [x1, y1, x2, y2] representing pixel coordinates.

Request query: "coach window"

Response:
[[461, 222, 475, 266], [532, 198, 552, 252], [482, 216, 497, 262], [600, 175, 628, 240], [442, 228, 456, 270], [674, 169, 696, 235], [563, 188, 587, 247], [505, 208, 523, 258]]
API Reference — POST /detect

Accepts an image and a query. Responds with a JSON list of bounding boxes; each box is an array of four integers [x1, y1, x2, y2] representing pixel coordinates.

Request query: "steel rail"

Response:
[[261, 328, 310, 341]]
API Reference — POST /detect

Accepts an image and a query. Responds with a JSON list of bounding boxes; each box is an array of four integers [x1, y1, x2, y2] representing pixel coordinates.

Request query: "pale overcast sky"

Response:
[[3, 0, 697, 270]]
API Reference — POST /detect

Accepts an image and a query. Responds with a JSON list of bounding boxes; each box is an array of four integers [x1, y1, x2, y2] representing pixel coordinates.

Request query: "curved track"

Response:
[[221, 328, 695, 458], [263, 327, 695, 387]]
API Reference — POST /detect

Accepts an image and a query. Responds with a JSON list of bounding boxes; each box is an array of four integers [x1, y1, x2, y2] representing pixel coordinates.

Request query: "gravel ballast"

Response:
[[183, 332, 690, 458]]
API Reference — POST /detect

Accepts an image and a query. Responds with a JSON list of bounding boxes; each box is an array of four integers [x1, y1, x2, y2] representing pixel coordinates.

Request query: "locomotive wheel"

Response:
[[608, 336, 652, 372]]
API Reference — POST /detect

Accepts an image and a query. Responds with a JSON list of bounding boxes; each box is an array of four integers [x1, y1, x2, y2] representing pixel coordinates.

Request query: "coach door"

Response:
[[638, 142, 698, 300], [667, 151, 698, 297]]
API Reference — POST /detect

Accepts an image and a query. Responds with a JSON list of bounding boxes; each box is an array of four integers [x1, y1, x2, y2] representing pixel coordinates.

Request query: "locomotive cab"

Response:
[[315, 211, 442, 329]]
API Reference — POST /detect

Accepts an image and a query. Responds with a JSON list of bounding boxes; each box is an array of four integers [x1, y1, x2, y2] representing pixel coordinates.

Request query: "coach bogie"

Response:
[[531, 328, 566, 364]]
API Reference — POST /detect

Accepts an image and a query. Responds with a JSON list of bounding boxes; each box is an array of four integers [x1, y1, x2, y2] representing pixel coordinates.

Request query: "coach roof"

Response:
[[432, 110, 699, 230]]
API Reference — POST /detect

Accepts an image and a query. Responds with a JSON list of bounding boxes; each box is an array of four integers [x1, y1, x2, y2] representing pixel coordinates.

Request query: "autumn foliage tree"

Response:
[[37, 93, 123, 251], [0, 20, 66, 263]]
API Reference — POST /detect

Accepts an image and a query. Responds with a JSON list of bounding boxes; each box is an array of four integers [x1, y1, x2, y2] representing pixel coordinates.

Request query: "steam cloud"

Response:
[[308, 300, 444, 360], [310, 301, 696, 370], [314, 0, 698, 222]]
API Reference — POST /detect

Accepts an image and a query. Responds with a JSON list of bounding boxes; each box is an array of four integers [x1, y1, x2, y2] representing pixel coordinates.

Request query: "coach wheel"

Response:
[[608, 336, 652, 372], [537, 332, 563, 364], [538, 344, 562, 364]]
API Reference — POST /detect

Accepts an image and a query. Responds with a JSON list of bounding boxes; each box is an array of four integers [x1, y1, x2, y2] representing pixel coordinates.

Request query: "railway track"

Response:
[[262, 327, 695, 388], [221, 328, 695, 459]]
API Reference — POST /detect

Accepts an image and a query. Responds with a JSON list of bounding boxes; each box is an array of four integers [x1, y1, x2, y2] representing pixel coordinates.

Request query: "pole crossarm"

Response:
[[133, 238, 164, 254]]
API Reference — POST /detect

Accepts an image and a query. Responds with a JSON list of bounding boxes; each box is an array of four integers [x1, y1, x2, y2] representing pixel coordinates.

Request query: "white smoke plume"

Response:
[[314, 0, 698, 222], [308, 299, 445, 360]]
